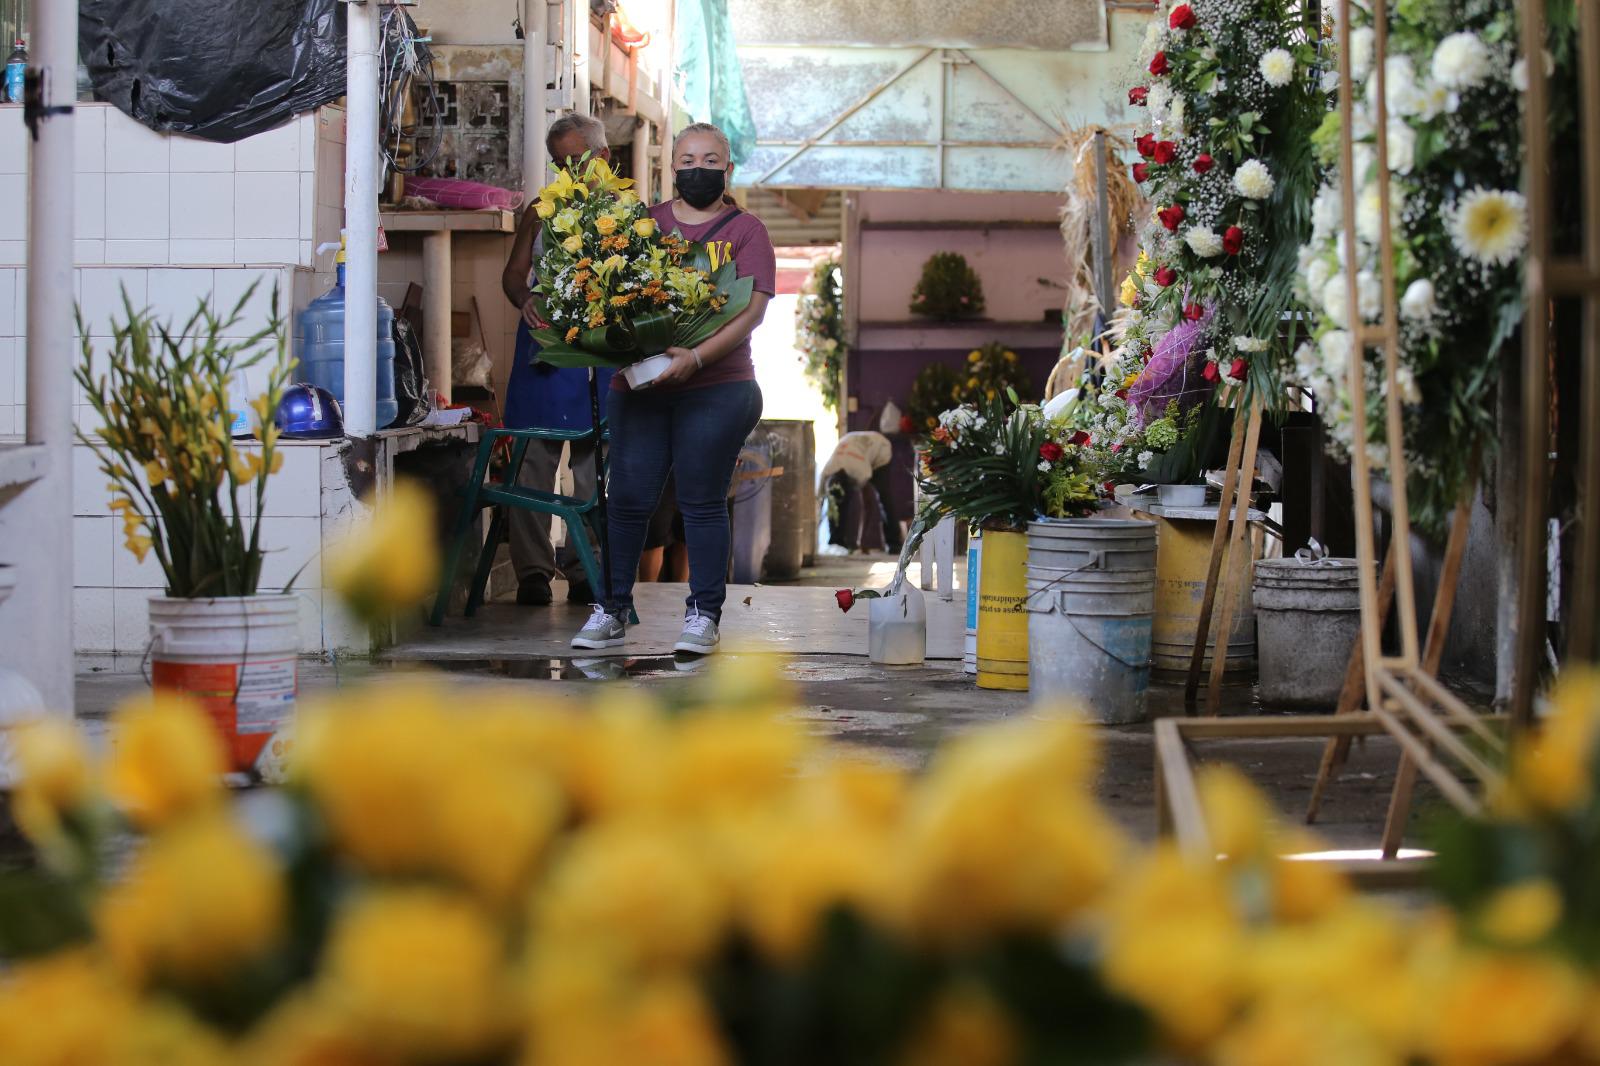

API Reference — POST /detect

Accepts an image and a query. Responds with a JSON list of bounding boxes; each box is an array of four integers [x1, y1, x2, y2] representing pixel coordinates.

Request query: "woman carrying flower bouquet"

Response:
[[571, 122, 776, 655]]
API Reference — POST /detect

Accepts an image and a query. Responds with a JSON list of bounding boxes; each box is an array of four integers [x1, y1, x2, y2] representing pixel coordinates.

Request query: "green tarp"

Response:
[[674, 0, 757, 165]]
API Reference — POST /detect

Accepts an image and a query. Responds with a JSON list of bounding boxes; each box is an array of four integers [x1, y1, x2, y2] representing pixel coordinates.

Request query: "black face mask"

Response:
[[675, 166, 728, 209]]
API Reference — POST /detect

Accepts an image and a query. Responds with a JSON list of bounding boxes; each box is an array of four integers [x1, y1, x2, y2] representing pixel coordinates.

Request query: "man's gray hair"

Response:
[[545, 111, 607, 156]]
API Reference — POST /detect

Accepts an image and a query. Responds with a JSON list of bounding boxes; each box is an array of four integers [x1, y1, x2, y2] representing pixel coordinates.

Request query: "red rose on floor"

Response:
[[1149, 50, 1170, 75], [1039, 441, 1065, 462], [1169, 5, 1196, 29], [1230, 357, 1248, 380], [1102, 481, 1117, 494], [1154, 266, 1178, 287], [1070, 430, 1091, 445], [1223, 225, 1244, 254], [1136, 133, 1157, 158], [899, 414, 915, 434], [1183, 302, 1204, 321], [1202, 361, 1220, 382], [835, 589, 855, 612], [1158, 204, 1186, 231], [1129, 86, 1149, 105], [1193, 153, 1215, 174], [1152, 140, 1177, 165], [1132, 162, 1151, 183]]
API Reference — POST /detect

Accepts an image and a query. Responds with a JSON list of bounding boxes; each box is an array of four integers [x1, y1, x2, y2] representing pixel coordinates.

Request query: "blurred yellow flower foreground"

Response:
[[2, 667, 1600, 1065]]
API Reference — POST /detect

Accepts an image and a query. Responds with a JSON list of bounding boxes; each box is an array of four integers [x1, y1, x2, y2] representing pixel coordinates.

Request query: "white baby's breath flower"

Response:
[[1233, 159, 1275, 200], [1167, 95, 1187, 136], [1233, 336, 1270, 352], [1147, 81, 1172, 119], [1038, 460, 1052, 473], [1137, 450, 1155, 470], [1185, 225, 1225, 258], [1400, 278, 1436, 320], [1395, 366, 1421, 404], [1431, 31, 1492, 91], [1259, 49, 1295, 88], [1449, 187, 1528, 266]]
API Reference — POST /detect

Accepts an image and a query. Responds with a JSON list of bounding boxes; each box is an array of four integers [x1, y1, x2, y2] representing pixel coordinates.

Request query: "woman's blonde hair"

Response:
[[671, 122, 732, 162]]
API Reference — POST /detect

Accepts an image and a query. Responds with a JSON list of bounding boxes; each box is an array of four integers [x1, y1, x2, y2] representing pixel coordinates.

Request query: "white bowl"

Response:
[[1157, 483, 1207, 508]]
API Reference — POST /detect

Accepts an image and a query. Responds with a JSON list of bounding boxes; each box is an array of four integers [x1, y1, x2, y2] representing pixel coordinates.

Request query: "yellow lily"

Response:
[[535, 198, 557, 220], [539, 169, 583, 203], [584, 156, 635, 195]]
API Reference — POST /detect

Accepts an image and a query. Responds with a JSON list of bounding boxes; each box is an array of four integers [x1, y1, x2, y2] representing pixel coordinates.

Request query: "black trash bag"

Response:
[[392, 316, 433, 427], [79, 0, 346, 143]]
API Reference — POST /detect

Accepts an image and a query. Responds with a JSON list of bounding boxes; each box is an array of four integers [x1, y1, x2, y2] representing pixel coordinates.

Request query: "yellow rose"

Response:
[[323, 480, 439, 622], [1199, 764, 1273, 862], [105, 694, 225, 828], [617, 190, 641, 207], [319, 888, 514, 1060], [1477, 879, 1563, 946], [96, 812, 285, 984], [535, 198, 556, 219], [10, 717, 94, 830], [0, 952, 132, 1064], [562, 233, 585, 255], [1504, 669, 1600, 813], [1425, 952, 1585, 1066], [662, 706, 807, 816], [115, 1002, 233, 1066], [594, 215, 619, 236], [1119, 274, 1140, 307], [535, 820, 725, 969], [898, 983, 1017, 1066], [967, 350, 981, 364], [633, 217, 657, 238], [296, 687, 565, 904]]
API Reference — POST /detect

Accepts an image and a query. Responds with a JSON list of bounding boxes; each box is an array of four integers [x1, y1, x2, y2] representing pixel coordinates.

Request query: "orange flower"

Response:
[[565, 327, 579, 342]]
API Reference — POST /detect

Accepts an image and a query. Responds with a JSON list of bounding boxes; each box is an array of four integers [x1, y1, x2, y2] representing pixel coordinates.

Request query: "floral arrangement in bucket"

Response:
[[75, 287, 293, 598], [1125, 0, 1324, 395], [526, 155, 753, 387], [794, 256, 844, 410], [1077, 255, 1236, 488], [1291, 0, 1577, 535], [10, 649, 1600, 1062]]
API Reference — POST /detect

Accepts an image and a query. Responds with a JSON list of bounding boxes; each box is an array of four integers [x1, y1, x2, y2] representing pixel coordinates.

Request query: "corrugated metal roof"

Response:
[[738, 187, 844, 246]]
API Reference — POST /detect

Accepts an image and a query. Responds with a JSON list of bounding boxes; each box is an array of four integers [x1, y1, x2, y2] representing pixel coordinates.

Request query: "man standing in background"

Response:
[[499, 112, 614, 605], [822, 429, 902, 554]]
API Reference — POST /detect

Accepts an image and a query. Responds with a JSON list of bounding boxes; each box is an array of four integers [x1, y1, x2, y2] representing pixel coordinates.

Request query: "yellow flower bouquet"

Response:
[[526, 156, 753, 372], [74, 287, 293, 598]]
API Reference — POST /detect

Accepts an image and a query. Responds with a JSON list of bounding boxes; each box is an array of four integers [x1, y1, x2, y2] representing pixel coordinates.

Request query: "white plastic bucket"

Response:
[[963, 532, 981, 675], [148, 595, 299, 775]]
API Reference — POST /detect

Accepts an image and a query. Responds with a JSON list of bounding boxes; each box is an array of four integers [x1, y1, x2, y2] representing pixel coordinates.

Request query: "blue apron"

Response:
[[501, 323, 615, 431]]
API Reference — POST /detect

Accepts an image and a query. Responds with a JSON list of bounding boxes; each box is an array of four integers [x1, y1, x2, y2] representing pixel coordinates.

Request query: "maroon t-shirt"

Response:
[[613, 202, 776, 391]]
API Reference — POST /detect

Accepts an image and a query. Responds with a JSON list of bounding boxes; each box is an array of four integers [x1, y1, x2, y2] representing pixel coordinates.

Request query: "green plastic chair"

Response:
[[429, 426, 612, 625]]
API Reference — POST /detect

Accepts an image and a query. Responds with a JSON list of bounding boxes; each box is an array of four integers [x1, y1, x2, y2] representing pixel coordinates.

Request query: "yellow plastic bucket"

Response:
[[1141, 512, 1256, 678], [976, 529, 1029, 691]]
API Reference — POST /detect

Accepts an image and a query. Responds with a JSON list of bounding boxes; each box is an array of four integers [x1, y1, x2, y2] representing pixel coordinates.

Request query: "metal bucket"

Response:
[[1253, 557, 1361, 708], [1024, 518, 1157, 723]]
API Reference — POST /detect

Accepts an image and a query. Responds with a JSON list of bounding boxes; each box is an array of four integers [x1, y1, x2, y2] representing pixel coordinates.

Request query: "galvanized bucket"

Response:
[[1253, 557, 1361, 709], [1024, 518, 1157, 723]]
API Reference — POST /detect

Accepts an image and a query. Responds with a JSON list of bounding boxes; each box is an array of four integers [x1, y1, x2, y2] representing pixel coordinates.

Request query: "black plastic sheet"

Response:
[[392, 316, 432, 427], [80, 0, 345, 143]]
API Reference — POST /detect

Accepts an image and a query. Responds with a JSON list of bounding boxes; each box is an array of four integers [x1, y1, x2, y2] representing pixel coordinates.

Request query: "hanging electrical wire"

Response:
[[379, 5, 443, 178]]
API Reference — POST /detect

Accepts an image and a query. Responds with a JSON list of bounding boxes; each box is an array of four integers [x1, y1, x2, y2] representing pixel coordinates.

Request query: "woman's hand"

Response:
[[521, 294, 551, 329], [649, 346, 701, 388]]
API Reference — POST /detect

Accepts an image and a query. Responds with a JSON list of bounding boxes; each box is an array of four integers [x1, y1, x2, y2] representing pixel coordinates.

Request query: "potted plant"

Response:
[[909, 252, 986, 321], [76, 287, 295, 775]]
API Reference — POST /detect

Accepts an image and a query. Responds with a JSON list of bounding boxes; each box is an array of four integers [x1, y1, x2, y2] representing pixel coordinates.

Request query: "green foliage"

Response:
[[909, 252, 986, 321], [907, 362, 963, 433]]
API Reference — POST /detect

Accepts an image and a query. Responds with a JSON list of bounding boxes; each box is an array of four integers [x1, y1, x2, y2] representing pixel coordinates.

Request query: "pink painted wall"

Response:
[[855, 190, 1069, 324]]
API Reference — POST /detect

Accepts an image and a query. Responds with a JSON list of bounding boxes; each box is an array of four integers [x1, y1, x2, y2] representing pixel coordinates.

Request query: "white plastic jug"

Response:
[[868, 582, 927, 665]]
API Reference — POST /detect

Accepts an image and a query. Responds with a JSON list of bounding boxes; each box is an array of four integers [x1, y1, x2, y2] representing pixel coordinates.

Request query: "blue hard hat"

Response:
[[274, 383, 344, 439]]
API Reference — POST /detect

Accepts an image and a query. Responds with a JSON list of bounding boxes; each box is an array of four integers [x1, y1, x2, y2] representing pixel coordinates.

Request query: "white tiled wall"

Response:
[[0, 104, 337, 270]]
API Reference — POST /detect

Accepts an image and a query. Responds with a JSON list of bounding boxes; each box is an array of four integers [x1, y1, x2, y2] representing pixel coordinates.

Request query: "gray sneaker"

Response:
[[674, 610, 720, 655], [571, 606, 627, 650]]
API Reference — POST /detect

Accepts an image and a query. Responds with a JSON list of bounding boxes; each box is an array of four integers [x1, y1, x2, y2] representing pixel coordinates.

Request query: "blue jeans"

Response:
[[604, 380, 763, 622]]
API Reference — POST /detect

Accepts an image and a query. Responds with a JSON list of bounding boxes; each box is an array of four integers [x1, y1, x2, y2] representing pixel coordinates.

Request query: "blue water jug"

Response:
[[295, 241, 398, 430]]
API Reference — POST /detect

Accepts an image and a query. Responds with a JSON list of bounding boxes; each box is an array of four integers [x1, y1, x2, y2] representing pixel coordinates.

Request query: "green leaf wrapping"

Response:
[[677, 276, 754, 349]]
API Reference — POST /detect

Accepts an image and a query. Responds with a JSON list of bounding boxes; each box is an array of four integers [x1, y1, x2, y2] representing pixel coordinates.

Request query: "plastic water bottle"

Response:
[[5, 40, 26, 104], [295, 234, 399, 429]]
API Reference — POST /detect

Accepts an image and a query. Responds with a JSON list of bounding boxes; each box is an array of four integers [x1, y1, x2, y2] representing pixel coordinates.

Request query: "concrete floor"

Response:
[[72, 553, 1448, 854]]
